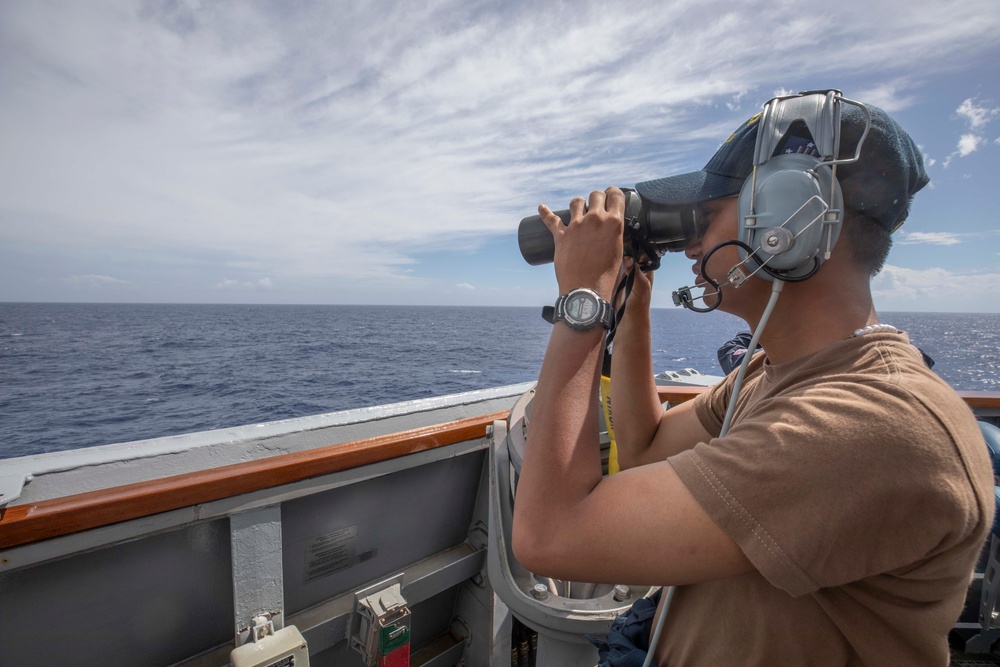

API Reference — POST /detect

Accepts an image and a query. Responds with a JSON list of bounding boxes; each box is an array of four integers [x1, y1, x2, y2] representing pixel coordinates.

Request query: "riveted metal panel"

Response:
[[282, 451, 484, 615], [0, 519, 233, 667]]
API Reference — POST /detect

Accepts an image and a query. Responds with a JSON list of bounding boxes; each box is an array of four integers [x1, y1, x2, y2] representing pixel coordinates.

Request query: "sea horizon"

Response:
[[2, 303, 997, 459], [2, 300, 998, 316]]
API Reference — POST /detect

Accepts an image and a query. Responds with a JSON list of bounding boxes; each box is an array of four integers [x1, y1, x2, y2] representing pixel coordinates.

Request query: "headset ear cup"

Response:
[[738, 153, 843, 281]]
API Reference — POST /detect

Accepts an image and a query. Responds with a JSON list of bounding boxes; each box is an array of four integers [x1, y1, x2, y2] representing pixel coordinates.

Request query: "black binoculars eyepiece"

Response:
[[517, 188, 699, 269]]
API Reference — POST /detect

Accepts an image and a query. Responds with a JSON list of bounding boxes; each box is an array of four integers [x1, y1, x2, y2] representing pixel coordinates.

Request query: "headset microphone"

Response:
[[672, 240, 755, 312]]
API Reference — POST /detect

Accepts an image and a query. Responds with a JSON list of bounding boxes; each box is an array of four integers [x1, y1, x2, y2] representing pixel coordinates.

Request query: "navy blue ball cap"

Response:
[[835, 103, 930, 232], [635, 98, 930, 232], [636, 112, 762, 206]]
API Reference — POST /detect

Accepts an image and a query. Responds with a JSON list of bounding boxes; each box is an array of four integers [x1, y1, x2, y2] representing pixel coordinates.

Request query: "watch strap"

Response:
[[541, 290, 614, 330], [595, 298, 615, 330]]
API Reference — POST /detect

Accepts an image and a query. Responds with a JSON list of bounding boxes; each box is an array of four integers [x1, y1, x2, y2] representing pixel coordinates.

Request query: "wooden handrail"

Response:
[[0, 411, 507, 550], [3, 389, 999, 550], [958, 391, 1000, 410]]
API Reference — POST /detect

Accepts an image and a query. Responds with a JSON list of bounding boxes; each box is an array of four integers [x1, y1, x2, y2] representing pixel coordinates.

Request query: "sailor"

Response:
[[512, 92, 994, 666]]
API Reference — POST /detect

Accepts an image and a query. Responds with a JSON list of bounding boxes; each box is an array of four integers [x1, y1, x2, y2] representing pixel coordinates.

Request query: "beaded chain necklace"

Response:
[[851, 323, 900, 337]]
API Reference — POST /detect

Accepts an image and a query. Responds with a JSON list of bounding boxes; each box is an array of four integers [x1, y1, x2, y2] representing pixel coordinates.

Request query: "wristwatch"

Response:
[[542, 288, 615, 331]]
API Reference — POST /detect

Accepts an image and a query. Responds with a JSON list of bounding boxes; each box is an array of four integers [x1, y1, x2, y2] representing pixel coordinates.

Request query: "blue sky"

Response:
[[1, 0, 998, 312]]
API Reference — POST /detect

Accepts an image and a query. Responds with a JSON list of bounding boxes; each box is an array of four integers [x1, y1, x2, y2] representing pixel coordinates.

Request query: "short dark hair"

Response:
[[840, 209, 893, 277]]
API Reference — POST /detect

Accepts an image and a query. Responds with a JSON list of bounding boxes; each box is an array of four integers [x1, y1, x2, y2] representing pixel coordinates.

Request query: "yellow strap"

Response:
[[600, 374, 620, 475]]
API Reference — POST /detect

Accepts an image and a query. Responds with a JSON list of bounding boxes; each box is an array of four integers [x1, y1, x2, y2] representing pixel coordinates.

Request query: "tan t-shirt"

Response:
[[661, 332, 994, 666]]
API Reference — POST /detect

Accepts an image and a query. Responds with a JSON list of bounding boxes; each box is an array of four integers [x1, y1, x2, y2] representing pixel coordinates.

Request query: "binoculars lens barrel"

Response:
[[517, 189, 699, 266], [518, 209, 567, 266]]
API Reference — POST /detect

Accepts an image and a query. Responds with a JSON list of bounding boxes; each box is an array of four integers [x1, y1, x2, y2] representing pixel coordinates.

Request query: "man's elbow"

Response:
[[512, 515, 559, 576]]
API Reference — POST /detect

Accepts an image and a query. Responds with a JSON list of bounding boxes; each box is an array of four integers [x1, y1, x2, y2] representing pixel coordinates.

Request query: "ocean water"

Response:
[[1, 303, 997, 460]]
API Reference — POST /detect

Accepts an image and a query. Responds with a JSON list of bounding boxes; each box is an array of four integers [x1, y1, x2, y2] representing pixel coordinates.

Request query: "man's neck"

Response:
[[750, 274, 876, 366]]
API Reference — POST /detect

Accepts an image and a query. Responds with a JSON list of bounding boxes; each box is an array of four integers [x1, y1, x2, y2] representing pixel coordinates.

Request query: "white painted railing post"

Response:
[[230, 504, 284, 646]]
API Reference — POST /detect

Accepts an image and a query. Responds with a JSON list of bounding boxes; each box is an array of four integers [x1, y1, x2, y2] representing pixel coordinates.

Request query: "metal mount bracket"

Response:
[[349, 575, 412, 666], [240, 612, 279, 644]]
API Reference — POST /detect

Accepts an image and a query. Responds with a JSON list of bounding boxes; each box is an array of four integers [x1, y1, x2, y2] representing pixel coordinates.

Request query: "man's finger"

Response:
[[605, 186, 625, 213], [639, 267, 654, 288], [537, 204, 561, 230], [588, 189, 607, 212]]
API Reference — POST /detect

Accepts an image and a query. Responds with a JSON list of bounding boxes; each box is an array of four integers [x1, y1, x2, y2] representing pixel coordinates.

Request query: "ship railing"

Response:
[[1, 387, 998, 550]]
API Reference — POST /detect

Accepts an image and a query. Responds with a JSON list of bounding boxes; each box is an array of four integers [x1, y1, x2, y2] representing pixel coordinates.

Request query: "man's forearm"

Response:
[[512, 324, 607, 564], [609, 308, 666, 469]]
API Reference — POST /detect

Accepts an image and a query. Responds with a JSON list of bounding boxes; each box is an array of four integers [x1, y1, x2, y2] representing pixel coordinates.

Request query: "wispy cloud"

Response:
[[944, 97, 999, 166], [2, 0, 999, 304], [957, 98, 1000, 130], [853, 80, 919, 112], [897, 231, 964, 246], [216, 277, 273, 290], [897, 230, 1000, 246], [66, 274, 131, 287], [873, 264, 1000, 311]]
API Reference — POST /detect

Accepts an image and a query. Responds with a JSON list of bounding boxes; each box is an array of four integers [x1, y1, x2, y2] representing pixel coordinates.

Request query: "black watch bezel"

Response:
[[544, 288, 614, 331]]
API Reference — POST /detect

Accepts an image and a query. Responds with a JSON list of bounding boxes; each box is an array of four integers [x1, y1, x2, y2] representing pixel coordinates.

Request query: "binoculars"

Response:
[[517, 188, 699, 269]]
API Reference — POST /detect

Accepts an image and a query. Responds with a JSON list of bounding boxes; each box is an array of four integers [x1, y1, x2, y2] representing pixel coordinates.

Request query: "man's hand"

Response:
[[539, 187, 625, 300], [620, 256, 654, 317]]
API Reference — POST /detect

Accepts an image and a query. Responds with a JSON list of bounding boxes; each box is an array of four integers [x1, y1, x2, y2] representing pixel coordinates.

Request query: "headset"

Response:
[[671, 90, 871, 310], [736, 89, 870, 282]]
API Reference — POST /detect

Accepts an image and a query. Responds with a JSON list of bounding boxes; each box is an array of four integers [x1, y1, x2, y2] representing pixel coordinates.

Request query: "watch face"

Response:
[[565, 291, 598, 324]]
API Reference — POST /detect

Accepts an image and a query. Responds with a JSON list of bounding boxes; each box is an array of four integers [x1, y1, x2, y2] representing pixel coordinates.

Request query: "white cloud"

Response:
[[726, 90, 750, 112], [942, 98, 998, 166], [957, 133, 982, 156], [66, 274, 130, 287], [956, 98, 999, 130], [944, 133, 985, 166], [917, 144, 937, 168], [873, 264, 1000, 312], [456, 282, 475, 290], [897, 230, 1000, 245], [897, 231, 963, 246], [2, 0, 1000, 304], [853, 80, 918, 112], [874, 265, 954, 300], [215, 277, 272, 290]]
